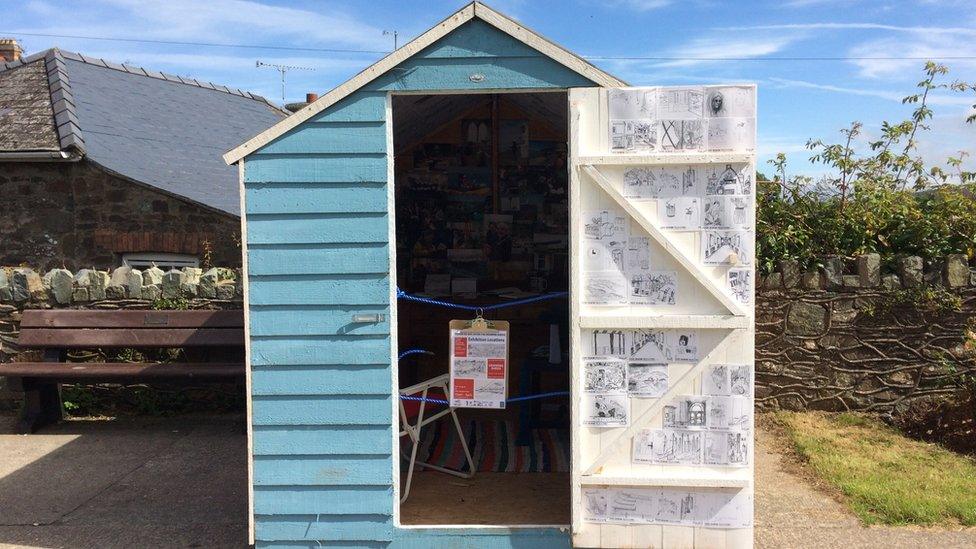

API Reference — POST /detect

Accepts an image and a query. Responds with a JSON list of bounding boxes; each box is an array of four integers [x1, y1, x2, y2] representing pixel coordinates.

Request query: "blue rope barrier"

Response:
[[396, 287, 567, 312], [398, 349, 434, 361]]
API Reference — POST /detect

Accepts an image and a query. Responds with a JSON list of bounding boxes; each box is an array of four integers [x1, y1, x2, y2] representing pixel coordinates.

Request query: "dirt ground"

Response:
[[400, 472, 570, 525], [1, 412, 975, 548]]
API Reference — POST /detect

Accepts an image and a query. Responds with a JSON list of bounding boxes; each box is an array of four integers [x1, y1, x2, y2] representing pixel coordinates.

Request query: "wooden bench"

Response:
[[0, 309, 245, 433]]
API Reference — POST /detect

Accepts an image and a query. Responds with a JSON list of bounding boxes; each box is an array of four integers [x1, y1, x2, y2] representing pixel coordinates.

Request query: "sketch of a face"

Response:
[[710, 92, 724, 115], [679, 335, 689, 347]]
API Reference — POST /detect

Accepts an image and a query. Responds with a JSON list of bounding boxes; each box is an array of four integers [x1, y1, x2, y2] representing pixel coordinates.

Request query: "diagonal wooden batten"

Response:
[[579, 164, 748, 318], [582, 328, 737, 476]]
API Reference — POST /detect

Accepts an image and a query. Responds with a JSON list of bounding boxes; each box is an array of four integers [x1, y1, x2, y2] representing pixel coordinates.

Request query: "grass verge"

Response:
[[776, 411, 976, 527]]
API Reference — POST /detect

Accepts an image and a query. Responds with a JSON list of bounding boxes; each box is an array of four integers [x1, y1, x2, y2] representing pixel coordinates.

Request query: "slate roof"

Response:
[[0, 49, 287, 215]]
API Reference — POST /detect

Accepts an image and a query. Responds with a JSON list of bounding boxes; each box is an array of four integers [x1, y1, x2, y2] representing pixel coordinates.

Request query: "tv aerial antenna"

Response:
[[256, 60, 315, 102]]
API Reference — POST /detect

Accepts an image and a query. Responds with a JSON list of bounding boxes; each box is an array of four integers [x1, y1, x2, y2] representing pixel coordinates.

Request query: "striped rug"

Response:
[[411, 419, 569, 473]]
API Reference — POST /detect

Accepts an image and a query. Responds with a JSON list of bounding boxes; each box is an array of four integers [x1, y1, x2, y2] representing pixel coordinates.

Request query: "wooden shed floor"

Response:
[[400, 472, 570, 525]]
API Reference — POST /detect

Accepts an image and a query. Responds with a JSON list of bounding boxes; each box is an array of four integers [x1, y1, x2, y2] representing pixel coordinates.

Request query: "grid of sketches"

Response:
[[706, 86, 756, 151], [704, 431, 750, 466], [658, 197, 700, 229], [702, 364, 751, 397], [704, 163, 753, 195], [702, 196, 751, 229], [628, 362, 668, 397], [582, 209, 679, 306], [583, 486, 752, 528], [608, 86, 755, 154], [582, 393, 629, 427], [727, 268, 753, 304], [623, 166, 701, 199], [702, 229, 753, 266], [624, 329, 699, 363], [663, 395, 751, 431], [633, 428, 702, 464], [609, 88, 658, 153]]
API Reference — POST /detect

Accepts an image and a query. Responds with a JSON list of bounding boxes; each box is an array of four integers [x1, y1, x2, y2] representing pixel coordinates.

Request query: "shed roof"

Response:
[[223, 1, 625, 165], [0, 49, 287, 215]]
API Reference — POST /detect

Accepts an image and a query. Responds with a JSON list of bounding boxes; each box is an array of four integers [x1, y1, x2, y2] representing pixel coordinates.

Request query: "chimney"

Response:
[[0, 38, 22, 63], [284, 92, 319, 113]]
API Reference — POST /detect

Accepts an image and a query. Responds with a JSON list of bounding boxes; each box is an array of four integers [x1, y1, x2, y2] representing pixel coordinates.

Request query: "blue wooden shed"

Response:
[[225, 3, 626, 547]]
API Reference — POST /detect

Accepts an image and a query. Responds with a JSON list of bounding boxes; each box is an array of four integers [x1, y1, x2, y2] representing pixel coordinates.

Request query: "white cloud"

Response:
[[21, 0, 389, 50], [723, 22, 976, 36], [653, 35, 801, 68], [598, 0, 672, 11], [848, 33, 976, 79], [766, 77, 973, 107]]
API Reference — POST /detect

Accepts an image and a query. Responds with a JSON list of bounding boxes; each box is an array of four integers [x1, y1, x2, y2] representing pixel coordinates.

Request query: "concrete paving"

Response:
[[0, 413, 974, 548], [0, 414, 246, 549]]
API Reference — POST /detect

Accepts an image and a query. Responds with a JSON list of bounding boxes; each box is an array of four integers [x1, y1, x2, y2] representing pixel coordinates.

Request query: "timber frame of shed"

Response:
[[226, 2, 755, 548]]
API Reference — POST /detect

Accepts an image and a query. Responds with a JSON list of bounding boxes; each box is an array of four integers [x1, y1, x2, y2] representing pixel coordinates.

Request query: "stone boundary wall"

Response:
[[756, 253, 976, 414], [3, 256, 975, 415], [0, 266, 243, 394]]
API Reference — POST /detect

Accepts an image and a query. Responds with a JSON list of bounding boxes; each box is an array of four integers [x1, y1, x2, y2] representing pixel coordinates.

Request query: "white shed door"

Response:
[[568, 86, 756, 548]]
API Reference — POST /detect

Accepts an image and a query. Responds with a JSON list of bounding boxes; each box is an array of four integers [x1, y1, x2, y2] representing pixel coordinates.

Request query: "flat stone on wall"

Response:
[[757, 253, 976, 414]]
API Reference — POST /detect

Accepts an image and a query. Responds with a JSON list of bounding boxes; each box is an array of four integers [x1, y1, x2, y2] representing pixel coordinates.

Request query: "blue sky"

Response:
[[5, 0, 975, 176]]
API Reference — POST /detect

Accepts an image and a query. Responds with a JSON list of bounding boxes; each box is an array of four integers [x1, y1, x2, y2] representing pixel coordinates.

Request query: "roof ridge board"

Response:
[[223, 1, 626, 164], [20, 47, 281, 109], [43, 49, 86, 154]]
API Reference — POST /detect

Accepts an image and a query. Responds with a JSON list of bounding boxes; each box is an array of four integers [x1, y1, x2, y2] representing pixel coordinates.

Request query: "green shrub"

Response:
[[758, 63, 976, 273]]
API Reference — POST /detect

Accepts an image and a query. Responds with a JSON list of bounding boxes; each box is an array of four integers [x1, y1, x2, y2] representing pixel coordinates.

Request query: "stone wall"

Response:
[[0, 160, 241, 270], [0, 266, 243, 405], [756, 253, 976, 414], [3, 255, 975, 417]]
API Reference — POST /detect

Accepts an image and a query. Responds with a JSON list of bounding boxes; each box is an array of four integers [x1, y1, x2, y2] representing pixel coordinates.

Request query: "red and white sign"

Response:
[[449, 327, 509, 409]]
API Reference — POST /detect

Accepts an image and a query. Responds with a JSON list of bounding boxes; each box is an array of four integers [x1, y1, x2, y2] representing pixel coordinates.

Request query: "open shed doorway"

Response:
[[392, 91, 571, 526]]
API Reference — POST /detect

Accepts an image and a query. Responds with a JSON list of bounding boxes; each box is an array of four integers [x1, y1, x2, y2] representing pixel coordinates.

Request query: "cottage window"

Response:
[[121, 252, 199, 269]]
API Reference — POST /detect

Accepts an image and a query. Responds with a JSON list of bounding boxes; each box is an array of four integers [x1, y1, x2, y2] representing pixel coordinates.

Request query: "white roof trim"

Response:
[[223, 1, 626, 165]]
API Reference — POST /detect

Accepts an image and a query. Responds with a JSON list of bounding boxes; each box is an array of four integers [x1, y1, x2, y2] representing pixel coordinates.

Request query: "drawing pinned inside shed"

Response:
[[224, 2, 755, 547]]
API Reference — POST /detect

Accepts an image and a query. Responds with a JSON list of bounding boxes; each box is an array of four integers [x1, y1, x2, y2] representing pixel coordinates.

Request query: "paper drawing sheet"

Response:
[[702, 230, 753, 266], [627, 362, 668, 397], [582, 393, 630, 427], [609, 88, 658, 152], [584, 487, 752, 527], [704, 431, 749, 467], [658, 197, 700, 229], [706, 86, 756, 119], [705, 163, 754, 195], [727, 267, 753, 304], [623, 165, 701, 199], [449, 324, 509, 409], [628, 329, 670, 361], [633, 428, 703, 464], [584, 271, 629, 305], [587, 329, 627, 358], [702, 196, 752, 230], [671, 330, 699, 362], [707, 117, 756, 151], [630, 270, 677, 305], [584, 359, 628, 394]]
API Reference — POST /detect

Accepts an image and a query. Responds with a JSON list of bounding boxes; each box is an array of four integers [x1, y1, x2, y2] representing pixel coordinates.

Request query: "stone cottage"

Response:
[[0, 41, 286, 269]]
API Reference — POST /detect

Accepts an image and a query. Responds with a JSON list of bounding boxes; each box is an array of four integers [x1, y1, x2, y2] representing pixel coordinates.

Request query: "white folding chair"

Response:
[[398, 373, 475, 503]]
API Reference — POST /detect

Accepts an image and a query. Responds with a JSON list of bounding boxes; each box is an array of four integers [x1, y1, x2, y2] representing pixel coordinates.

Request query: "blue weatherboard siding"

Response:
[[243, 18, 596, 547]]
